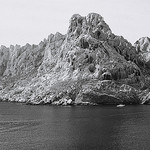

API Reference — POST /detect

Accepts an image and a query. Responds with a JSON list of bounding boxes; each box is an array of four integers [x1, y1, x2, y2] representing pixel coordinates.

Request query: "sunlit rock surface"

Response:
[[0, 13, 149, 105], [134, 37, 150, 104], [135, 37, 150, 67]]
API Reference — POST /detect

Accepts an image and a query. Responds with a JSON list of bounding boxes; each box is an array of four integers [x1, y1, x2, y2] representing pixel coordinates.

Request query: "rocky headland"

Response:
[[0, 13, 150, 105]]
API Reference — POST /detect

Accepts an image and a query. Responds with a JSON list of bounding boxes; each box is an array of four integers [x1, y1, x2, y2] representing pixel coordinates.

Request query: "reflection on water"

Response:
[[0, 102, 150, 150]]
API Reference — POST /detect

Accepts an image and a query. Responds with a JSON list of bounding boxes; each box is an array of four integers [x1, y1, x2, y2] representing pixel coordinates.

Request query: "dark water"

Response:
[[0, 103, 150, 150]]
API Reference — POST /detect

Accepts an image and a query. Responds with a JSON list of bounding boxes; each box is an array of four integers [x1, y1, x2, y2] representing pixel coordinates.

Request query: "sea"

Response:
[[0, 102, 150, 150]]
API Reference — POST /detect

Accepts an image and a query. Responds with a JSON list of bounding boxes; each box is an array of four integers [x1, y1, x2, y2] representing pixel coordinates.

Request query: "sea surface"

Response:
[[0, 102, 150, 150]]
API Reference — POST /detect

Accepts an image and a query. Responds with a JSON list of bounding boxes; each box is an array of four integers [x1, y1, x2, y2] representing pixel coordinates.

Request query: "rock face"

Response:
[[135, 37, 150, 52], [0, 13, 149, 105], [75, 80, 140, 105], [134, 37, 150, 104], [135, 37, 150, 68]]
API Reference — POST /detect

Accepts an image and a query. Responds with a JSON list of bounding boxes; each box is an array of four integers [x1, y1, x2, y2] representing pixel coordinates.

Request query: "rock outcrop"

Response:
[[135, 37, 150, 68], [134, 37, 150, 104], [0, 13, 149, 105], [75, 80, 140, 105]]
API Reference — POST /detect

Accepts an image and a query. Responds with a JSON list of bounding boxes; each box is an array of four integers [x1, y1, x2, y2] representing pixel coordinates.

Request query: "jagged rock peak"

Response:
[[47, 32, 65, 43], [135, 37, 150, 52], [67, 13, 111, 37], [134, 37, 150, 68]]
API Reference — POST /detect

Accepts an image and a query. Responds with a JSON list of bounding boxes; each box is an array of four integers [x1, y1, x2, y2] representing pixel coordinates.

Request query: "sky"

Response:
[[0, 0, 149, 46]]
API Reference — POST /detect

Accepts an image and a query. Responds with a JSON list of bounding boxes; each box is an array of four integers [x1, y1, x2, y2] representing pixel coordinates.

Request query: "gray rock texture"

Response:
[[135, 37, 150, 67], [134, 37, 150, 104], [0, 13, 149, 105]]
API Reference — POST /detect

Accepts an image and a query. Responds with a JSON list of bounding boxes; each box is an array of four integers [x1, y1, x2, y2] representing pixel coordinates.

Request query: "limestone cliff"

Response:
[[134, 37, 150, 104], [0, 13, 148, 105]]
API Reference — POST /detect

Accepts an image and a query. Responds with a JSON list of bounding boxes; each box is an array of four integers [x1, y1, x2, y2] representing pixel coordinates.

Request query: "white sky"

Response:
[[0, 0, 149, 46]]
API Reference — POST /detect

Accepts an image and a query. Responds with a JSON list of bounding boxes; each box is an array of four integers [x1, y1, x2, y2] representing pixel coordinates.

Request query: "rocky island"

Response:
[[0, 13, 150, 105]]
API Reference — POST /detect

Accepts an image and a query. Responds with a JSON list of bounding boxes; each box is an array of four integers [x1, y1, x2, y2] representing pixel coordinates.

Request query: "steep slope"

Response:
[[134, 37, 150, 104], [0, 13, 146, 105], [135, 37, 150, 68], [135, 37, 150, 88]]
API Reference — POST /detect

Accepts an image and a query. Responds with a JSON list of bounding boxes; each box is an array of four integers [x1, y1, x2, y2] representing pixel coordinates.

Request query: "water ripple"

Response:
[[0, 120, 41, 133]]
